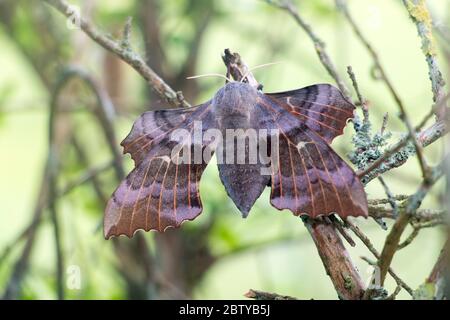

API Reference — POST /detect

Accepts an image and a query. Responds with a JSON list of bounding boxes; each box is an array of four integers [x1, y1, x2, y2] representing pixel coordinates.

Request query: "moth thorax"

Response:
[[218, 112, 251, 131], [213, 82, 257, 129]]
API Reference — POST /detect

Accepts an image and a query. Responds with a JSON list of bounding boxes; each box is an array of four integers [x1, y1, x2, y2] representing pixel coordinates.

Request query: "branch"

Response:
[[59, 66, 125, 179], [58, 158, 113, 199], [369, 205, 445, 224], [70, 137, 110, 204], [41, 0, 190, 108], [336, 0, 430, 182], [357, 118, 448, 184], [377, 155, 448, 285], [336, 0, 408, 111], [426, 241, 449, 299], [347, 66, 369, 124], [413, 240, 449, 299], [245, 289, 297, 300], [2, 161, 50, 299], [303, 218, 365, 299], [46, 68, 94, 300], [402, 0, 447, 117], [0, 158, 114, 268], [428, 242, 449, 284], [397, 227, 420, 250], [378, 177, 399, 219], [345, 220, 414, 297]]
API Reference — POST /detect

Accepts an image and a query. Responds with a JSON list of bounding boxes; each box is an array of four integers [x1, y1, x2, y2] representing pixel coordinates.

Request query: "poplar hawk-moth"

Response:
[[104, 81, 368, 238]]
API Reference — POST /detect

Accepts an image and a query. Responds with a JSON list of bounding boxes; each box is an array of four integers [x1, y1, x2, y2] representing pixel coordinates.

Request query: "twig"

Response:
[[357, 118, 448, 183], [345, 220, 414, 297], [121, 17, 133, 48], [427, 241, 449, 284], [303, 217, 365, 299], [356, 93, 448, 184], [48, 190, 64, 299], [245, 289, 298, 300], [371, 176, 396, 229], [380, 113, 389, 135], [369, 206, 444, 223], [221, 232, 310, 258], [397, 227, 420, 250], [368, 195, 409, 206], [48, 65, 125, 180], [328, 216, 356, 247], [2, 161, 50, 299], [264, 0, 350, 99], [47, 69, 83, 300], [336, 0, 405, 112], [58, 159, 114, 198], [387, 285, 402, 300], [378, 177, 399, 218], [377, 155, 448, 285], [376, 213, 415, 286], [70, 137, 110, 205], [41, 0, 189, 108], [347, 66, 369, 124], [0, 159, 113, 267], [402, 0, 447, 117], [413, 240, 449, 299], [337, 0, 430, 182], [416, 93, 450, 130]]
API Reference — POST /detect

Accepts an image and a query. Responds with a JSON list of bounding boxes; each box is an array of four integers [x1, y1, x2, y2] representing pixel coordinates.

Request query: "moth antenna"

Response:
[[186, 73, 233, 82], [240, 61, 283, 83]]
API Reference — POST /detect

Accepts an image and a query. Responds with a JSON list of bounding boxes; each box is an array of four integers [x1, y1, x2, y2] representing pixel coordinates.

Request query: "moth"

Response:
[[104, 81, 368, 239]]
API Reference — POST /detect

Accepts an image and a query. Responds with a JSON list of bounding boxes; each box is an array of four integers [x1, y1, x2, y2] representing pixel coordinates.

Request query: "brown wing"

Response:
[[258, 94, 367, 218], [266, 84, 355, 143], [121, 105, 204, 166], [104, 102, 214, 239]]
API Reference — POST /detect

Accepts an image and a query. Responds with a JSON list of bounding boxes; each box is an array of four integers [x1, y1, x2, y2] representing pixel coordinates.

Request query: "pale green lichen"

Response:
[[358, 140, 416, 185], [349, 114, 392, 174], [405, 0, 432, 29], [404, 0, 437, 56], [348, 111, 425, 185]]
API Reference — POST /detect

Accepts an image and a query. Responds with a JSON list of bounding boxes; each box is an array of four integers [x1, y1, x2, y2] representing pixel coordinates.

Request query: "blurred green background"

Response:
[[0, 0, 448, 299]]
